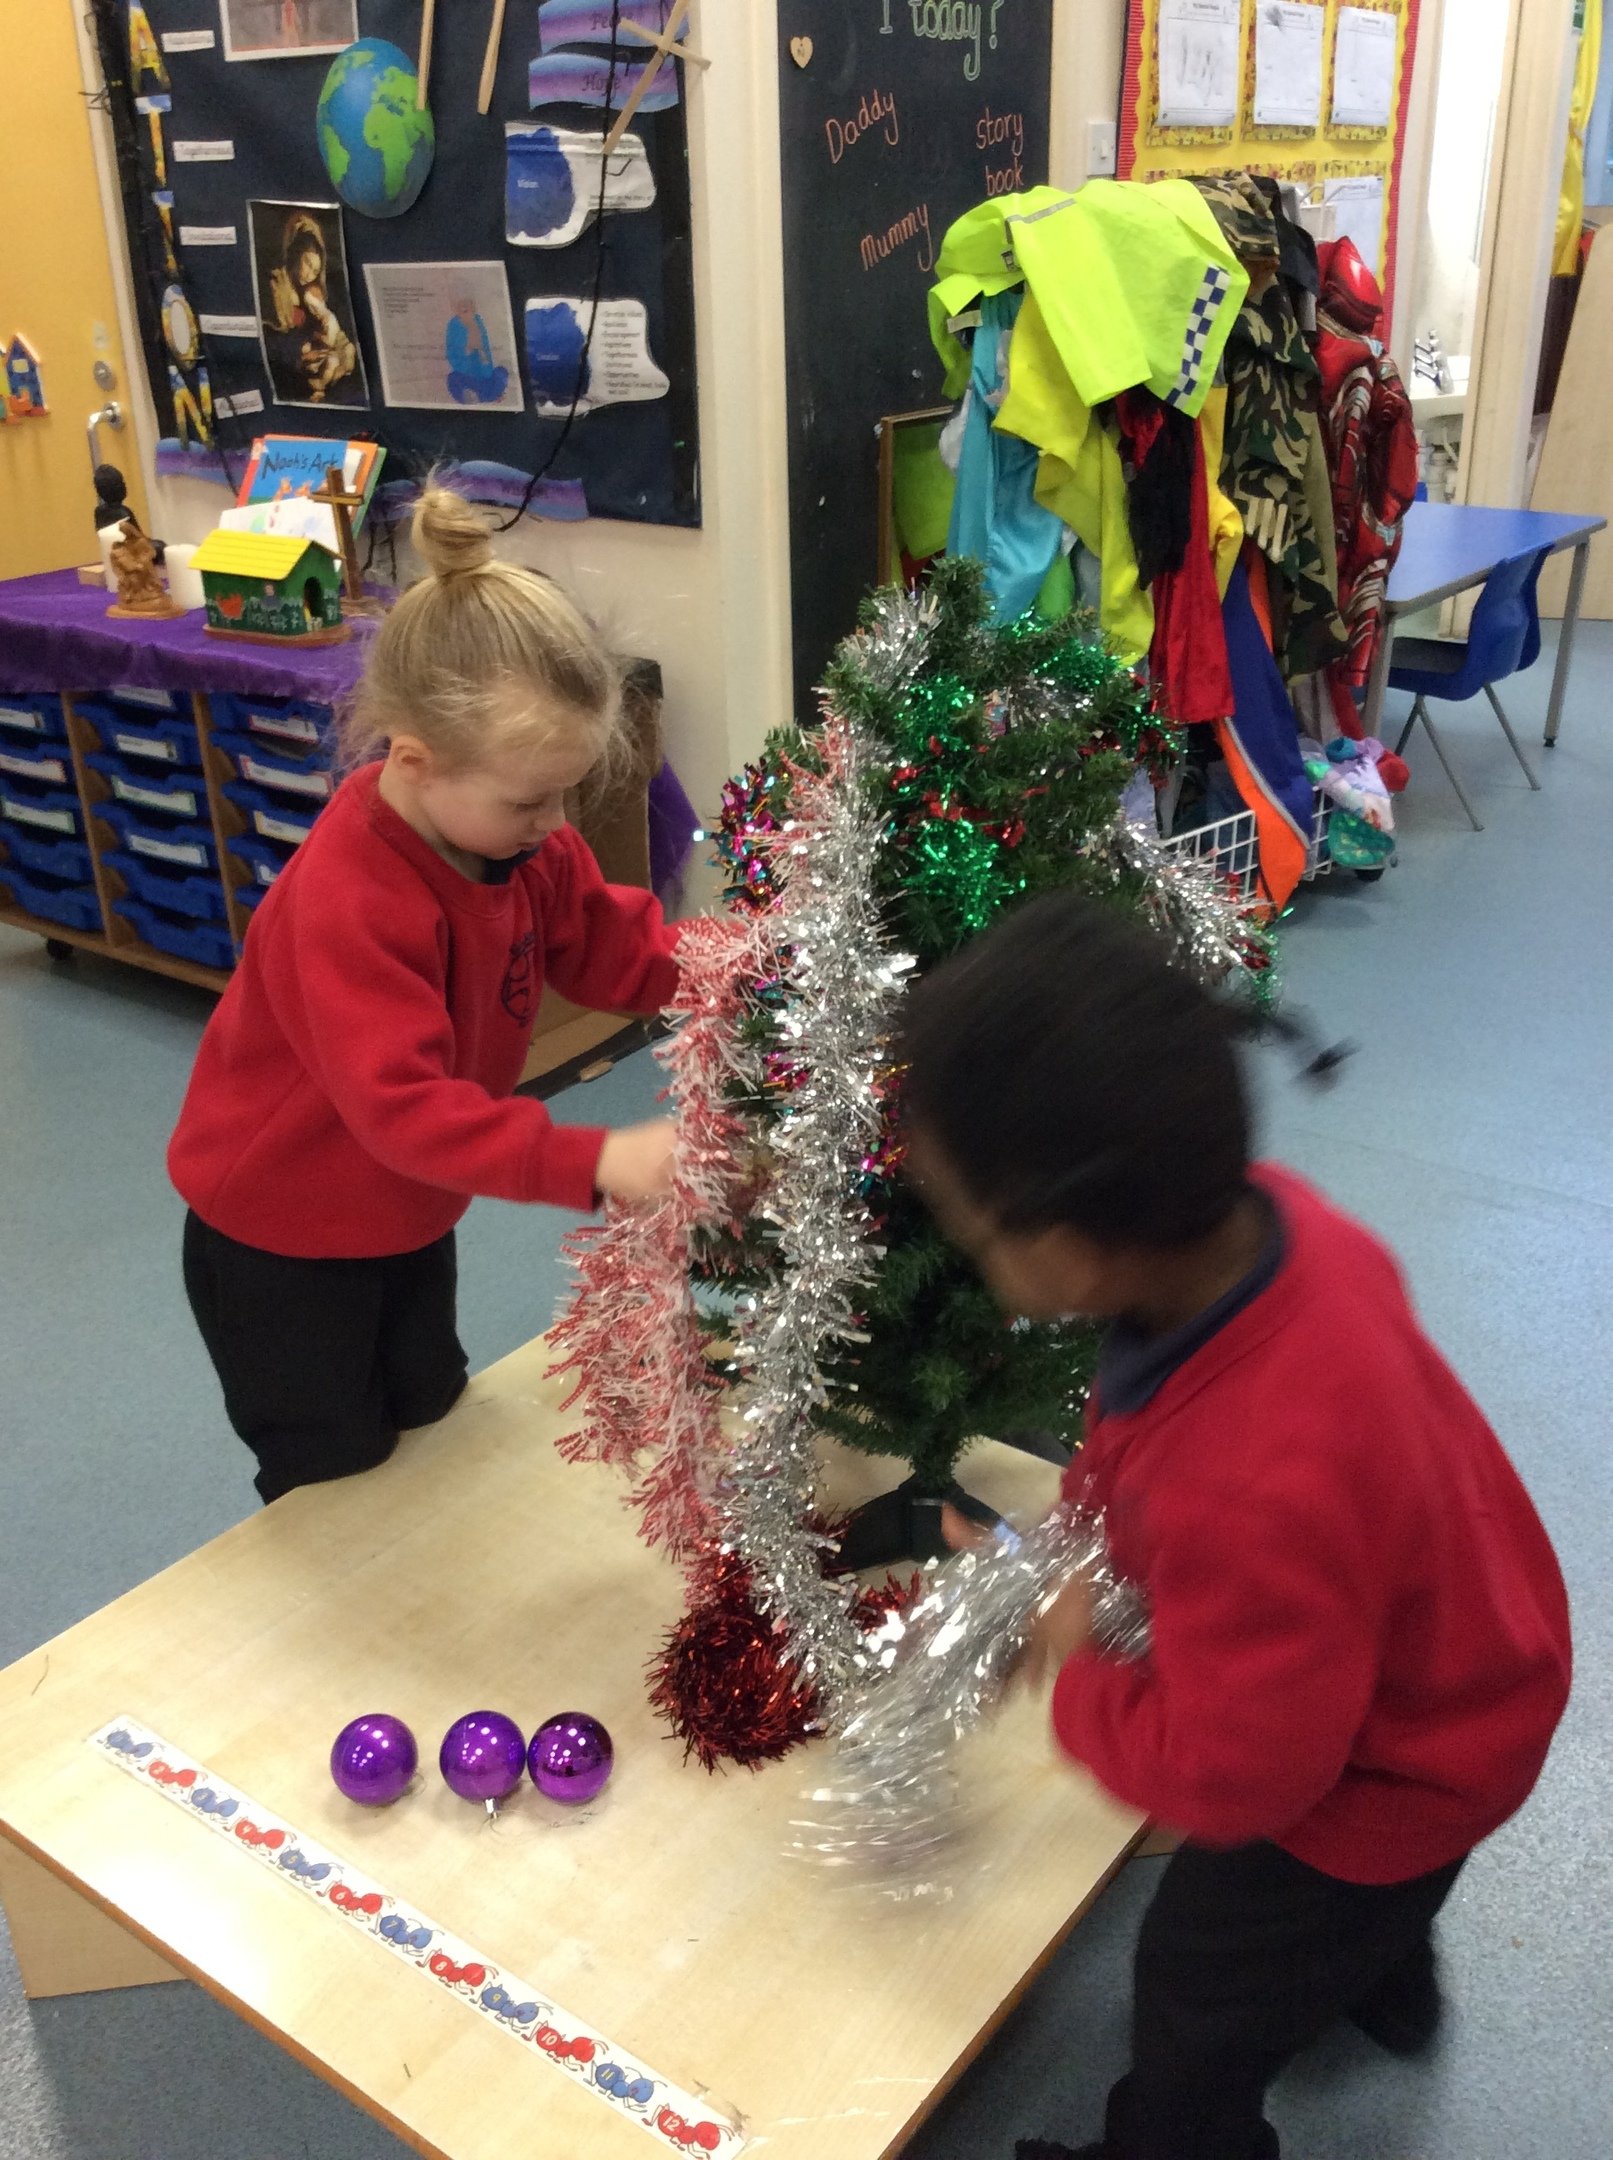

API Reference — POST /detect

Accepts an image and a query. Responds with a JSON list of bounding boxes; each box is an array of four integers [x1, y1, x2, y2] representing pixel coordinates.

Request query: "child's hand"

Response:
[[940, 1502, 1094, 1688], [596, 1119, 677, 1203]]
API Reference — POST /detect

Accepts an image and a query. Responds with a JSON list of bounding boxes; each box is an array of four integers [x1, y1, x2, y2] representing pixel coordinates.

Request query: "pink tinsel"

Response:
[[548, 912, 768, 1558]]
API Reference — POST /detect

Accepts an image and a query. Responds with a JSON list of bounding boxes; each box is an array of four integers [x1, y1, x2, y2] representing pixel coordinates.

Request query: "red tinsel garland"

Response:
[[647, 1546, 915, 1773]]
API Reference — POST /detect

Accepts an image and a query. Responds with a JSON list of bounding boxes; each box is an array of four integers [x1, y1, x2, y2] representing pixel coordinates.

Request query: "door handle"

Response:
[[87, 400, 124, 476]]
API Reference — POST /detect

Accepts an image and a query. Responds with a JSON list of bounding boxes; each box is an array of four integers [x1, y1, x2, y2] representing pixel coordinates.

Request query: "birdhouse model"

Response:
[[188, 529, 348, 645], [3, 334, 46, 420]]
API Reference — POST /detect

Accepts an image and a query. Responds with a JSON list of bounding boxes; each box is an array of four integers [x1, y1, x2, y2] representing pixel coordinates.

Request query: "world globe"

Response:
[[316, 39, 434, 220]]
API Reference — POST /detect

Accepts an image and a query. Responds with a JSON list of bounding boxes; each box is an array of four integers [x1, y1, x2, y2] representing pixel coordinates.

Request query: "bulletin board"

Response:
[[1119, 0, 1422, 319], [88, 0, 699, 531], [777, 0, 1055, 718]]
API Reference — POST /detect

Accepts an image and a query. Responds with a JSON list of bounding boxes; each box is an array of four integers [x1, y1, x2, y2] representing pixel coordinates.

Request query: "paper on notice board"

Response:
[[364, 262, 525, 413], [1323, 174, 1385, 275], [505, 125, 656, 247], [1254, 2, 1325, 128], [1157, 0, 1240, 129], [1332, 6, 1397, 129], [523, 296, 668, 416]]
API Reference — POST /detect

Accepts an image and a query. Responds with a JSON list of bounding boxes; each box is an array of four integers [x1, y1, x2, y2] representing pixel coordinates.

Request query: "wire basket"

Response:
[[1161, 786, 1333, 905]]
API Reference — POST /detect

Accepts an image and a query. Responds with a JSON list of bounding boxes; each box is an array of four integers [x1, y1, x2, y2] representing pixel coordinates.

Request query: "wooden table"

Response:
[[0, 1338, 1141, 2160]]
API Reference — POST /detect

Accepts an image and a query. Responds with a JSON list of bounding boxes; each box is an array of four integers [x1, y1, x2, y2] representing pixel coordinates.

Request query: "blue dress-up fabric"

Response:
[[1220, 558, 1315, 837], [947, 290, 1065, 621]]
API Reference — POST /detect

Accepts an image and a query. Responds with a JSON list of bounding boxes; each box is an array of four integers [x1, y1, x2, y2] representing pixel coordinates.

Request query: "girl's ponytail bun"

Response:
[[412, 485, 495, 579]]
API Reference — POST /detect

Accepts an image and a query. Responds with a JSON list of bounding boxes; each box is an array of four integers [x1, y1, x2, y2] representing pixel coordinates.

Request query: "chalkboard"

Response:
[[89, 0, 698, 531], [777, 1, 1053, 712]]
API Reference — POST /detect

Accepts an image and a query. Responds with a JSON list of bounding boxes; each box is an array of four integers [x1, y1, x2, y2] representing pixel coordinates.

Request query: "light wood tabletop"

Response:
[[0, 1337, 1142, 2160]]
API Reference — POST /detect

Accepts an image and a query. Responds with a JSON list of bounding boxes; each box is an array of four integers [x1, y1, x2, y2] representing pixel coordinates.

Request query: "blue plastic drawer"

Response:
[[79, 698, 202, 771], [222, 781, 321, 848], [92, 799, 217, 871], [227, 832, 298, 888], [0, 866, 102, 933], [86, 754, 208, 822], [210, 691, 332, 752], [0, 740, 74, 790], [236, 879, 269, 913], [0, 817, 93, 881], [0, 777, 83, 840], [114, 897, 234, 970], [210, 729, 335, 804], [105, 851, 227, 924], [104, 683, 183, 716], [0, 691, 67, 742]]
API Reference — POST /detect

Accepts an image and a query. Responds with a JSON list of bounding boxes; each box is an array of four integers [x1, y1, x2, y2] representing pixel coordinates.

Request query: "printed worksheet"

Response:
[[1254, 2, 1325, 129], [1332, 6, 1397, 130], [1158, 0, 1240, 128]]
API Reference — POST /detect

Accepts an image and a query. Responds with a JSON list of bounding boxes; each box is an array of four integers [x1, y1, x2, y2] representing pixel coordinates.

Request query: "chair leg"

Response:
[[1483, 683, 1541, 791], [1415, 705, 1484, 831], [1394, 698, 1422, 758]]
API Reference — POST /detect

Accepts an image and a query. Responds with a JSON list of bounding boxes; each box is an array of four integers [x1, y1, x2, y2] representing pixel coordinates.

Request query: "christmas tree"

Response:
[[553, 566, 1268, 1768]]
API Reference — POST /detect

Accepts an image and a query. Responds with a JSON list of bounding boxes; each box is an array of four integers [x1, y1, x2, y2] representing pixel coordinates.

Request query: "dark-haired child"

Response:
[[901, 892, 1571, 2160]]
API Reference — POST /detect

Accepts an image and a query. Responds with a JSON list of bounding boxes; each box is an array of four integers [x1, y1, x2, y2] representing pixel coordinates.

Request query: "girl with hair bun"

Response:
[[169, 486, 682, 1504]]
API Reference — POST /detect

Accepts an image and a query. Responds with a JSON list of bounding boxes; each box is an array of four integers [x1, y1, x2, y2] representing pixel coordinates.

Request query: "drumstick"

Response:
[[417, 0, 436, 109], [478, 0, 508, 114]]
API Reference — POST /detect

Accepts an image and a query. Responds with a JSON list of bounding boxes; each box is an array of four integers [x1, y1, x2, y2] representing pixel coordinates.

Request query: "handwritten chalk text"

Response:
[[907, 1, 983, 83], [826, 89, 900, 162], [979, 104, 1025, 194], [860, 201, 934, 273]]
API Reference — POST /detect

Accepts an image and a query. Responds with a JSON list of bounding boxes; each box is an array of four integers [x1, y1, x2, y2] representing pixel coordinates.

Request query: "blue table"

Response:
[[1362, 502, 1606, 746]]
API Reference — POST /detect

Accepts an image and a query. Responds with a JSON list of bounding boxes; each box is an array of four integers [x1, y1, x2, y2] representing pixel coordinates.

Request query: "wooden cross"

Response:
[[603, 0, 709, 157], [313, 464, 365, 606]]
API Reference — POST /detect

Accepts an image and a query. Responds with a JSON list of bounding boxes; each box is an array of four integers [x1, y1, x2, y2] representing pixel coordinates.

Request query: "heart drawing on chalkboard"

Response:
[[789, 35, 813, 68]]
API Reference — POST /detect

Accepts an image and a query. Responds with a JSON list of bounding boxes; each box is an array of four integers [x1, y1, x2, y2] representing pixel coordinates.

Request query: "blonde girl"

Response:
[[170, 488, 679, 1503]]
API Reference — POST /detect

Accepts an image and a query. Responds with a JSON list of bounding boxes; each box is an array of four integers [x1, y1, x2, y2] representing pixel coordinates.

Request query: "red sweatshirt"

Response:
[[1053, 1165, 1571, 1884], [169, 764, 681, 1258]]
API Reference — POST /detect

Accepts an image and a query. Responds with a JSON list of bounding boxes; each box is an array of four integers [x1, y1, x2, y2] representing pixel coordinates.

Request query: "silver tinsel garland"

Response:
[[791, 1506, 1150, 1895], [716, 713, 915, 1717], [1084, 811, 1267, 991]]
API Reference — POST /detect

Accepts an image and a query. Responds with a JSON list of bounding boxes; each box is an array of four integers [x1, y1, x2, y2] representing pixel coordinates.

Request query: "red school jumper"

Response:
[[1053, 1165, 1572, 1885], [169, 764, 681, 1259]]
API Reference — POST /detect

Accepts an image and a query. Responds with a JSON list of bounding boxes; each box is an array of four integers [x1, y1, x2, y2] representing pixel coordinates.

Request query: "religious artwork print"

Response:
[[247, 201, 369, 409], [220, 0, 359, 62], [364, 262, 524, 412]]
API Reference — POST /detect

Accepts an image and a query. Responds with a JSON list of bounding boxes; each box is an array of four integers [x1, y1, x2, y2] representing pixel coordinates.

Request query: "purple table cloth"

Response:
[[0, 569, 699, 894]]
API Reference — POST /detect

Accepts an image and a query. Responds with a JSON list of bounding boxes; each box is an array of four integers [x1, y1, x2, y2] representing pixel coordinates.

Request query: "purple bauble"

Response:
[[330, 1714, 418, 1806], [438, 1710, 526, 1804], [528, 1712, 614, 1805]]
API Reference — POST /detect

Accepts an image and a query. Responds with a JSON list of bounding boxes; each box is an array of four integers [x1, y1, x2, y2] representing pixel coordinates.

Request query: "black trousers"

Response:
[[182, 1211, 469, 1505], [1102, 1839, 1466, 2160]]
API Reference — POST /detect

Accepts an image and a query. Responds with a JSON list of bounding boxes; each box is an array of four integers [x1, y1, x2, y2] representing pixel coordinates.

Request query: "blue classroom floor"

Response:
[[2, 640, 1609, 2158]]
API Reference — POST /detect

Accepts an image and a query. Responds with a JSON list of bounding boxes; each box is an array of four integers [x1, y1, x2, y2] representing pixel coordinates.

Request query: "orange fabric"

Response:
[[1244, 543, 1275, 649], [1214, 715, 1308, 915]]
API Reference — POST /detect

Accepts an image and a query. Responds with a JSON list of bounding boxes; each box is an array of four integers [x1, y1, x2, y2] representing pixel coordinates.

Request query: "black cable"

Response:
[[492, 0, 625, 531]]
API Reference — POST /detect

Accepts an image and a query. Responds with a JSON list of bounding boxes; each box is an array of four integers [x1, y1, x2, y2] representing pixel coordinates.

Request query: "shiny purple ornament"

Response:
[[438, 1710, 526, 1805], [528, 1712, 614, 1805], [330, 1714, 418, 1807]]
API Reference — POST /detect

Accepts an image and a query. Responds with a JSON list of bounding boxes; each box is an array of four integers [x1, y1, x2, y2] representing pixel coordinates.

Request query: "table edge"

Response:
[[0, 1817, 449, 2160], [1387, 516, 1608, 616]]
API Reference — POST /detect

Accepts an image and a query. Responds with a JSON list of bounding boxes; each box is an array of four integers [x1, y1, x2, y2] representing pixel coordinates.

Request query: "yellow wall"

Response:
[[1, 0, 149, 579]]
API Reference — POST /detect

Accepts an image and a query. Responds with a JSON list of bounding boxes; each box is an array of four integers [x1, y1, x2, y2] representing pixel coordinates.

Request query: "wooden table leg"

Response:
[[1361, 617, 1398, 742], [1544, 540, 1590, 746], [0, 1835, 181, 1999]]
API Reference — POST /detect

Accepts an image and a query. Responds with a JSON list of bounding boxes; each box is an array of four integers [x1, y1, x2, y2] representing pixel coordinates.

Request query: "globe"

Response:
[[316, 39, 434, 220]]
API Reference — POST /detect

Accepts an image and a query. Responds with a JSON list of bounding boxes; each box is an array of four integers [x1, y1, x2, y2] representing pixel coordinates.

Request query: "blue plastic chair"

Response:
[[1387, 546, 1547, 831]]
